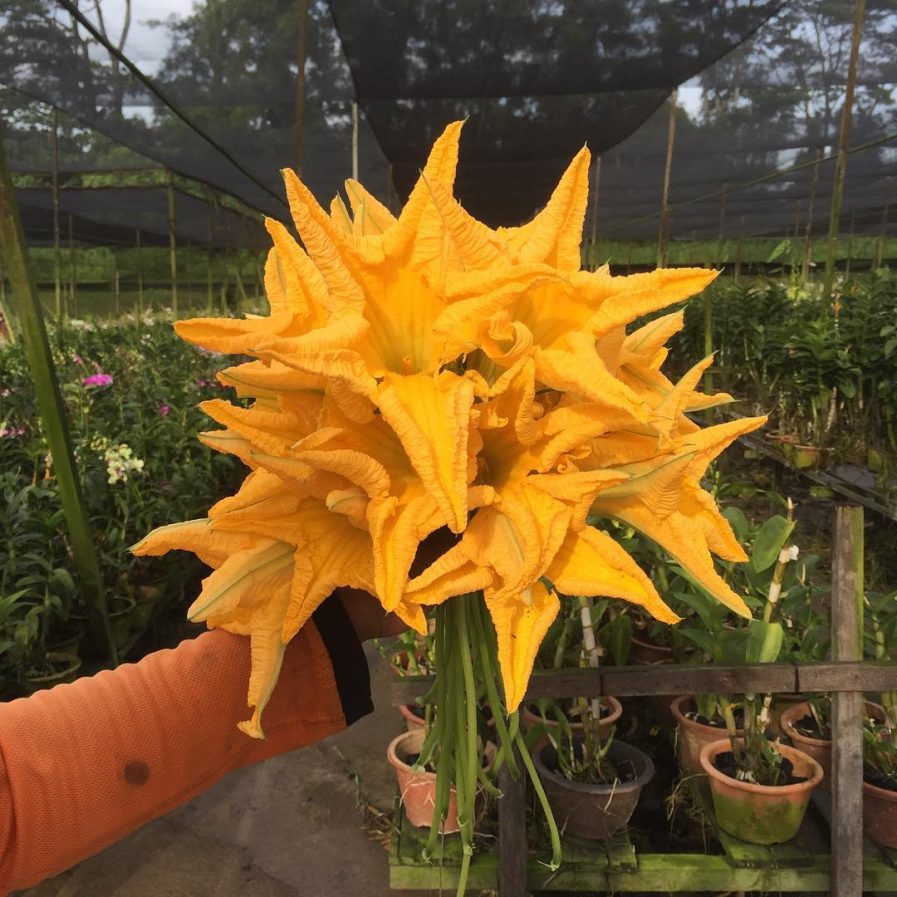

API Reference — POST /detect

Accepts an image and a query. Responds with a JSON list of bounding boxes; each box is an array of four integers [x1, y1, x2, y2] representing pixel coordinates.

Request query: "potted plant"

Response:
[[863, 604, 897, 848], [700, 736, 823, 844], [531, 594, 653, 839]]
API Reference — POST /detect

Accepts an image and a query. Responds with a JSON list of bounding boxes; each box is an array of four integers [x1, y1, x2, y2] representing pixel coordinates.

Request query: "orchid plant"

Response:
[[133, 122, 763, 887]]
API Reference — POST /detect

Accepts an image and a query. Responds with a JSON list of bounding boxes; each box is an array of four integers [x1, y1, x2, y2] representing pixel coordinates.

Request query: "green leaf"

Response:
[[751, 515, 795, 572], [745, 620, 784, 664], [766, 240, 789, 262], [722, 506, 750, 541]]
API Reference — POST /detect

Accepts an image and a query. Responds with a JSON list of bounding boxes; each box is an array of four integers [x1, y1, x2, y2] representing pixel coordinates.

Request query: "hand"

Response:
[[337, 587, 407, 642]]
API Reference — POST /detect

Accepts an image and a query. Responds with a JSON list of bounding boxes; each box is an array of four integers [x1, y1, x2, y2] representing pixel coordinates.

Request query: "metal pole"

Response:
[[0, 128, 116, 663], [822, 0, 866, 302], [112, 249, 120, 317], [51, 107, 62, 329], [166, 169, 178, 319], [294, 0, 308, 173], [657, 88, 678, 268]]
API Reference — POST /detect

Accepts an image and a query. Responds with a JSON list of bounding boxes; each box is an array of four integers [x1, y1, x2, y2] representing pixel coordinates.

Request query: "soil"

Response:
[[713, 750, 807, 786], [864, 765, 897, 793], [527, 699, 610, 723], [683, 699, 745, 729], [792, 712, 831, 741]]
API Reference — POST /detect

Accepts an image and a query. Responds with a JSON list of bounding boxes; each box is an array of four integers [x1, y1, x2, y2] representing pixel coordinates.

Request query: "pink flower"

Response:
[[72, 354, 84, 365], [196, 379, 207, 389], [0, 388, 10, 398], [83, 373, 113, 387], [158, 403, 171, 416]]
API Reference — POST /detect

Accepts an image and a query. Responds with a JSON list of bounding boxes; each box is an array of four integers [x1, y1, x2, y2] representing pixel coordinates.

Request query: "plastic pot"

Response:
[[522, 695, 623, 743], [671, 695, 741, 775], [700, 738, 823, 845], [631, 635, 673, 665], [533, 737, 654, 840], [398, 703, 427, 732], [23, 652, 82, 694]]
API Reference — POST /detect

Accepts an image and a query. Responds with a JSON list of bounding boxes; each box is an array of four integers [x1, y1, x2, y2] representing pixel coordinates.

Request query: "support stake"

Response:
[[0, 127, 116, 663], [167, 169, 178, 319], [657, 88, 678, 268], [822, 0, 866, 302]]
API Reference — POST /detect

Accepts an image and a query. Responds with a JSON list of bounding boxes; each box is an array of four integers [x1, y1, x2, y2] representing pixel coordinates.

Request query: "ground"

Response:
[[18, 644, 417, 897]]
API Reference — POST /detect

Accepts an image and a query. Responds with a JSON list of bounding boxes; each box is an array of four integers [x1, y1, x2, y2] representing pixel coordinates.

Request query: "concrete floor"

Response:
[[19, 644, 419, 897]]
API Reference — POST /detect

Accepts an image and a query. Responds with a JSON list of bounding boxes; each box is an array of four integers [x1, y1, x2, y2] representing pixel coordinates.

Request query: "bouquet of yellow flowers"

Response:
[[134, 121, 763, 886]]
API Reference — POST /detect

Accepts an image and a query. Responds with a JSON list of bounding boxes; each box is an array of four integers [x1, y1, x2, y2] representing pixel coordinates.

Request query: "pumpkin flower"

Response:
[[138, 120, 763, 743]]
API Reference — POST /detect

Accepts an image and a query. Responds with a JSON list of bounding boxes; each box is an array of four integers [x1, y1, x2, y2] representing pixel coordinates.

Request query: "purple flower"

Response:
[[83, 373, 113, 388], [0, 388, 10, 398], [196, 378, 208, 389], [158, 403, 171, 416]]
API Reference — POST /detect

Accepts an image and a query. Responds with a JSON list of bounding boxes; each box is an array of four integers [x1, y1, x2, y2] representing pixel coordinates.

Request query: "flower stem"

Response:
[[514, 727, 561, 871]]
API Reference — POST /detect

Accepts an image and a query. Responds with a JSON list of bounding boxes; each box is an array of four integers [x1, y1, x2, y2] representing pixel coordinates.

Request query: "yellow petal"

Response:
[[376, 371, 474, 533], [499, 146, 590, 272], [344, 178, 397, 235], [546, 527, 678, 623], [588, 268, 719, 335], [187, 541, 294, 623], [237, 583, 292, 739], [487, 582, 560, 711], [130, 519, 255, 568]]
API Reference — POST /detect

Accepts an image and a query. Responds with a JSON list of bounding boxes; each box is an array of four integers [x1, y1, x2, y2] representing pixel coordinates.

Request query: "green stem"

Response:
[[514, 727, 561, 871], [470, 594, 519, 778]]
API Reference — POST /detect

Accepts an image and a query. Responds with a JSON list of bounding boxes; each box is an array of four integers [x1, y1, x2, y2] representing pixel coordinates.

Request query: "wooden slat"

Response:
[[391, 661, 897, 707], [498, 748, 527, 896], [830, 505, 865, 897]]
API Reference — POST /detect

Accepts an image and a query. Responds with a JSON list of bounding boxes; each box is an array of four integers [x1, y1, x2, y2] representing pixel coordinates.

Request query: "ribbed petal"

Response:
[[130, 519, 255, 568], [376, 371, 474, 533], [546, 527, 678, 623], [499, 146, 590, 272], [487, 581, 560, 711], [344, 178, 397, 235], [589, 268, 719, 335]]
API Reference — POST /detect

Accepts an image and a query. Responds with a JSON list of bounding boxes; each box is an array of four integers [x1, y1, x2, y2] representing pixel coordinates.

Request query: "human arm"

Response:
[[0, 592, 390, 894]]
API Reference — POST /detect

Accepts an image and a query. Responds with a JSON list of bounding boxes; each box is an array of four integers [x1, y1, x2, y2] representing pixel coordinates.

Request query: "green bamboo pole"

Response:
[[657, 88, 678, 268], [803, 149, 821, 283], [0, 130, 117, 663], [51, 108, 62, 331], [822, 0, 866, 302], [166, 169, 178, 319], [295, 0, 308, 174], [67, 212, 76, 318], [135, 227, 144, 321]]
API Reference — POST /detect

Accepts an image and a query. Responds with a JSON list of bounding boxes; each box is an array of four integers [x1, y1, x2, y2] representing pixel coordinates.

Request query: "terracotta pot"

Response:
[[671, 695, 741, 775], [768, 693, 806, 738], [523, 696, 623, 743], [533, 737, 654, 840], [700, 738, 823, 845], [387, 728, 459, 832], [863, 778, 897, 849], [398, 703, 427, 732], [779, 701, 885, 791], [631, 635, 673, 665]]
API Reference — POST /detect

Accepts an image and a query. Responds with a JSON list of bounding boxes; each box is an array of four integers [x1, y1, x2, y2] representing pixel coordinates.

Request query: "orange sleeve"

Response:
[[0, 594, 372, 894]]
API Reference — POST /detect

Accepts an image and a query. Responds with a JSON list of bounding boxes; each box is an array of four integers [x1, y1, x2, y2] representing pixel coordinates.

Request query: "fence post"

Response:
[[830, 505, 865, 897], [0, 125, 116, 663], [498, 745, 527, 896]]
